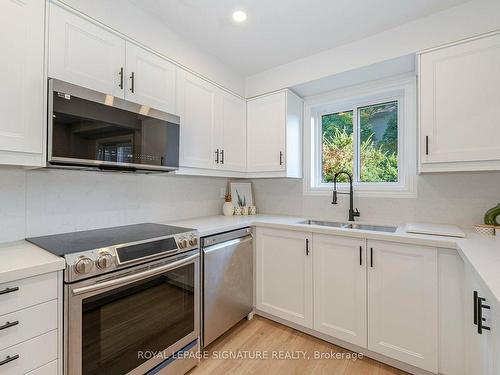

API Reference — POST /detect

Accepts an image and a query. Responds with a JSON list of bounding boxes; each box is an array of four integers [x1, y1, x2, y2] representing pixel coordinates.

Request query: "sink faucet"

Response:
[[332, 170, 360, 221]]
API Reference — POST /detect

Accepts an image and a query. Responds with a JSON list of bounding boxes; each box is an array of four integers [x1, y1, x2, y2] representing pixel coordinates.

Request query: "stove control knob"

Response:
[[96, 252, 113, 269], [189, 237, 198, 246], [74, 257, 94, 274], [179, 238, 189, 249]]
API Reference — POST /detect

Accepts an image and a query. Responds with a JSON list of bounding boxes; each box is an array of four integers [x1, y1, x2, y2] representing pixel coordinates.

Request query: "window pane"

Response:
[[321, 111, 353, 183], [359, 101, 398, 182]]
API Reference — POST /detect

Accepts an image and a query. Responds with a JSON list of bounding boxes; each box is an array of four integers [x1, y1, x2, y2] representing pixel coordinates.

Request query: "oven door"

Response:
[[65, 251, 199, 375]]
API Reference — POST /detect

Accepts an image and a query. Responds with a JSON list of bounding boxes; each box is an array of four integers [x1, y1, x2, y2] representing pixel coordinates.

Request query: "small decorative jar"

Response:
[[234, 206, 242, 215], [240, 206, 248, 216], [222, 193, 234, 216], [248, 206, 257, 215], [474, 224, 496, 236]]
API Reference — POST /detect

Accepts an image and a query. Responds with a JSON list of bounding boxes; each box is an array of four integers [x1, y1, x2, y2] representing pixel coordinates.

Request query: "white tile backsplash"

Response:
[[252, 172, 500, 228], [1, 166, 499, 244], [0, 167, 227, 243]]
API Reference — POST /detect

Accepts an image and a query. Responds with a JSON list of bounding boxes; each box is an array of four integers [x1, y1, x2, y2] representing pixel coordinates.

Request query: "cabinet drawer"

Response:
[[0, 330, 57, 375], [0, 273, 58, 316], [0, 300, 58, 351], [25, 361, 57, 375]]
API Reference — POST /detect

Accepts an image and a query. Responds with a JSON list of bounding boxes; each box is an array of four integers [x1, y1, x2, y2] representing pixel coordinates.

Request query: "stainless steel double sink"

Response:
[[299, 219, 397, 233]]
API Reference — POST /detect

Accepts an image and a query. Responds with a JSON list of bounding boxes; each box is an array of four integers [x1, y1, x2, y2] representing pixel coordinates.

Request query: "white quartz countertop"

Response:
[[456, 236, 500, 304], [1, 214, 498, 309], [0, 240, 65, 284], [167, 214, 500, 307], [166, 214, 306, 237]]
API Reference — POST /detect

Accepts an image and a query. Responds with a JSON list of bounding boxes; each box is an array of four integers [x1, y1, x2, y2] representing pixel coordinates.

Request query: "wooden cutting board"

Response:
[[405, 222, 465, 238]]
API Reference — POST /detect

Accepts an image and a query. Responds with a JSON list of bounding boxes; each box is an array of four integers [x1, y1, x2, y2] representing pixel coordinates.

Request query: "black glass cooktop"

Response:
[[26, 223, 194, 256]]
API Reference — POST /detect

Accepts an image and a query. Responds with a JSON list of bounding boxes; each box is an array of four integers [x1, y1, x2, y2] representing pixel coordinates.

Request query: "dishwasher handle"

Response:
[[203, 236, 252, 254]]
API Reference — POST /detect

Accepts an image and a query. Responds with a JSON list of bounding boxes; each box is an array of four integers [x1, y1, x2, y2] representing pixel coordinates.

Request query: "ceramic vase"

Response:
[[234, 206, 242, 215], [222, 201, 234, 216]]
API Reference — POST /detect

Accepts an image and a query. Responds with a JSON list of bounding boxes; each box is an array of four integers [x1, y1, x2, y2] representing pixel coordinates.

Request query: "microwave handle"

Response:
[[72, 253, 199, 296]]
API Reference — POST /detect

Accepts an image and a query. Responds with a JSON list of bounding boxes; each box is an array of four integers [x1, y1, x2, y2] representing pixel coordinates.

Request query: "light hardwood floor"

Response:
[[189, 315, 408, 375]]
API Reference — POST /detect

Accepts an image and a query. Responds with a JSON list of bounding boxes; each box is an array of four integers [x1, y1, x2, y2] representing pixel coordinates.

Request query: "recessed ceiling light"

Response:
[[232, 10, 247, 23]]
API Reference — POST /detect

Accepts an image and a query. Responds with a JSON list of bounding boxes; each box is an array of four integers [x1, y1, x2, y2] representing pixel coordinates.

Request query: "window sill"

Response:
[[303, 182, 417, 199]]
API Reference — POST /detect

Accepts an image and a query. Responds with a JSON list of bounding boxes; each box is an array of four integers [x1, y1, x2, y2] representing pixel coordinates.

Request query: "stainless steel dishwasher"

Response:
[[201, 227, 253, 348]]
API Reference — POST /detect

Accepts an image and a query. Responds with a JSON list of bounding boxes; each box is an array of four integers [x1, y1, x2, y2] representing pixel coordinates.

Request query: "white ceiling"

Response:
[[130, 0, 469, 76]]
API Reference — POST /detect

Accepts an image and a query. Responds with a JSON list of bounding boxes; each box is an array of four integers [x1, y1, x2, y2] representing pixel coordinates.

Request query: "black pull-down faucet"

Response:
[[332, 170, 360, 222]]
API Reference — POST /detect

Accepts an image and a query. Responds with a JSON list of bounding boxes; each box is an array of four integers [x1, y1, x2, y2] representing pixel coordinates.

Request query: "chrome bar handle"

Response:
[[0, 355, 19, 367], [0, 286, 18, 295], [0, 320, 19, 331], [72, 253, 199, 296]]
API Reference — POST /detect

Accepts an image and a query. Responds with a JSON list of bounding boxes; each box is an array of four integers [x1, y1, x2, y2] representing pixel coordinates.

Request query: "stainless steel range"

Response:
[[27, 223, 200, 375]]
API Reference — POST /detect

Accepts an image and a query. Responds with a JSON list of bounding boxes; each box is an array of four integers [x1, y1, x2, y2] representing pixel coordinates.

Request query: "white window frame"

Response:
[[303, 75, 417, 198]]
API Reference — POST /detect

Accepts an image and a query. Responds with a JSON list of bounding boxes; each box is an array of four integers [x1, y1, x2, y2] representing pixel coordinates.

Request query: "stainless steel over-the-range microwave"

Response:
[[48, 79, 180, 172]]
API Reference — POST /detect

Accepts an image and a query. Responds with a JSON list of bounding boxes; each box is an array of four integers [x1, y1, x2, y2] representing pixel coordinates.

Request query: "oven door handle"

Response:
[[72, 253, 199, 296]]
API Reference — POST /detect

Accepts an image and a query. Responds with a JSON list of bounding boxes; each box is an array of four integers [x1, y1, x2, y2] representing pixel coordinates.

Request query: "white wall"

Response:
[[0, 168, 226, 243], [252, 172, 500, 228], [245, 0, 500, 97], [58, 0, 245, 95]]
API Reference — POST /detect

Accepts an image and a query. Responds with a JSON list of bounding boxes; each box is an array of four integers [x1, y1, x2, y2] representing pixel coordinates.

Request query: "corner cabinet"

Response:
[[463, 263, 500, 374], [255, 228, 313, 328], [177, 69, 246, 173], [418, 31, 500, 172], [247, 90, 303, 177], [0, 0, 45, 167], [367, 240, 438, 373]]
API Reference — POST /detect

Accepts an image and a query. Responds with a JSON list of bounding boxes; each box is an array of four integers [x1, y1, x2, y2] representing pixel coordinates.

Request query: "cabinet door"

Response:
[[463, 265, 494, 375], [313, 234, 367, 347], [247, 92, 286, 172], [255, 228, 312, 328], [177, 70, 217, 169], [0, 0, 44, 159], [218, 91, 246, 172], [48, 3, 126, 97], [420, 33, 500, 166], [125, 42, 177, 114], [367, 240, 438, 373]]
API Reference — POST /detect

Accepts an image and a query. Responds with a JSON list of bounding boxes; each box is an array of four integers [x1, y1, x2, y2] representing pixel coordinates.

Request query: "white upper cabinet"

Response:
[[177, 70, 218, 169], [313, 234, 367, 348], [216, 91, 246, 172], [419, 32, 500, 172], [0, 0, 45, 167], [177, 69, 246, 172], [367, 240, 438, 373], [48, 3, 126, 98], [125, 42, 177, 114], [255, 228, 313, 328], [247, 90, 303, 177]]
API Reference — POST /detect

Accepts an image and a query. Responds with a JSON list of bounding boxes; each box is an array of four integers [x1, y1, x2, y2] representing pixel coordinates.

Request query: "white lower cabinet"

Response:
[[0, 330, 57, 375], [0, 272, 61, 375], [463, 264, 500, 375], [255, 228, 313, 328], [256, 230, 441, 373], [367, 240, 438, 373], [313, 234, 367, 347], [25, 361, 58, 375]]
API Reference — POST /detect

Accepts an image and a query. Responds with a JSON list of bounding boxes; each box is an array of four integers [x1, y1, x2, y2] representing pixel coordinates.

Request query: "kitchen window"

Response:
[[304, 76, 417, 197]]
